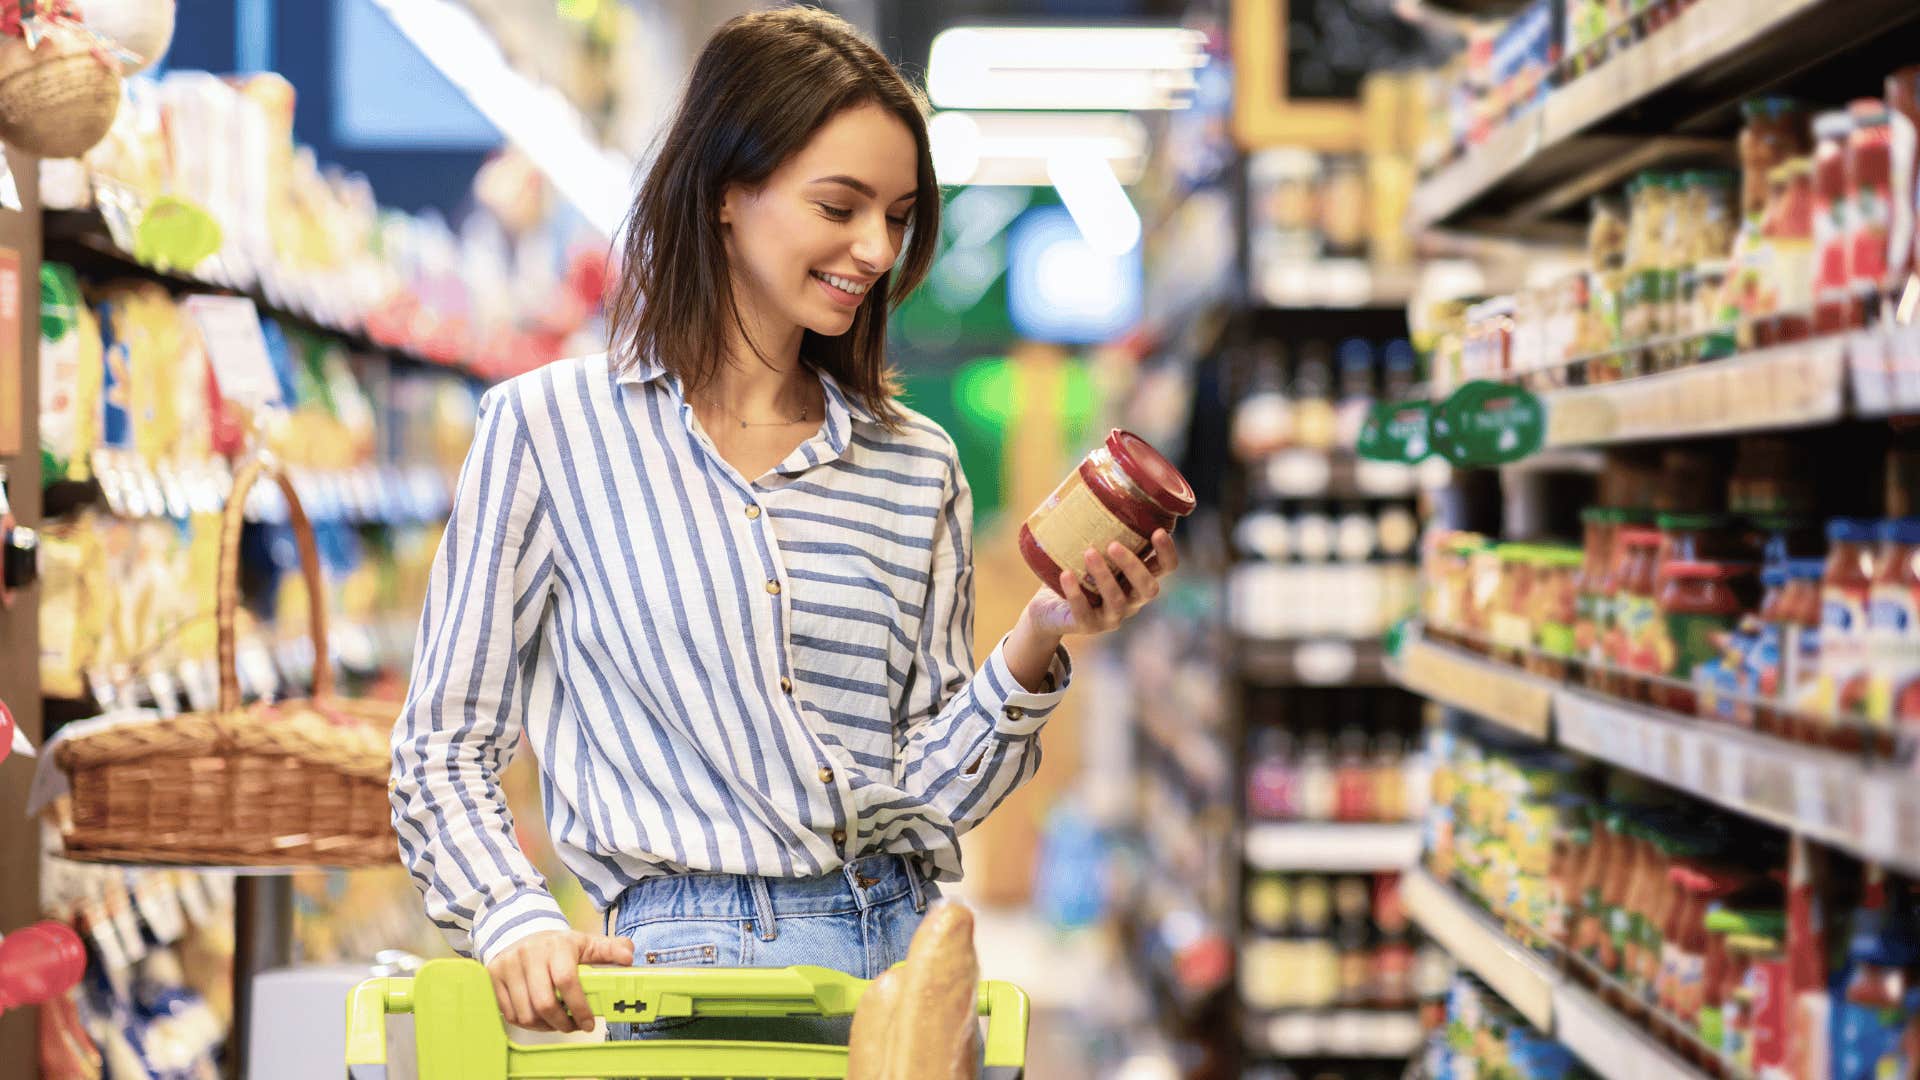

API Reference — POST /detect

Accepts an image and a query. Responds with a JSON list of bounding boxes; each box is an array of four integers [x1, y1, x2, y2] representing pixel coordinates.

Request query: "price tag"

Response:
[[1745, 754, 1792, 816], [1862, 781, 1897, 859], [1678, 734, 1704, 791], [1793, 764, 1828, 829], [185, 295, 281, 411]]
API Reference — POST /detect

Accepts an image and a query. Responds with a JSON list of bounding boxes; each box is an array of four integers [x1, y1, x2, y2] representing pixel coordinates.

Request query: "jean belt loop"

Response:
[[749, 875, 779, 942], [903, 857, 928, 914]]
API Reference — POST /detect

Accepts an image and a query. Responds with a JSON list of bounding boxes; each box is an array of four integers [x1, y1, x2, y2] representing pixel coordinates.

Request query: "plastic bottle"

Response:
[[1820, 518, 1879, 739], [1867, 517, 1920, 733]]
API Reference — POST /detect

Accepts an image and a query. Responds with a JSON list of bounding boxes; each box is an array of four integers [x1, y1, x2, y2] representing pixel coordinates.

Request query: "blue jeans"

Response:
[[606, 853, 935, 1044]]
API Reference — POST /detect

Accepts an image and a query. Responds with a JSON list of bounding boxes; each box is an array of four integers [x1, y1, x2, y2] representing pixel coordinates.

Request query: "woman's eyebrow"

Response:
[[810, 174, 918, 203]]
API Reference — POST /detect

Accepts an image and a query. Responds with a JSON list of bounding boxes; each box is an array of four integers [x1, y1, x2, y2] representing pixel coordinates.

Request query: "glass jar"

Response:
[[1020, 429, 1195, 600], [1813, 109, 1856, 335], [1656, 561, 1756, 715]]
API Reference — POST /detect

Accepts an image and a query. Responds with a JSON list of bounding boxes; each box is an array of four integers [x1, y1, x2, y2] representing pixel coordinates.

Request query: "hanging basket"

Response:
[[0, 27, 119, 159], [53, 456, 398, 869]]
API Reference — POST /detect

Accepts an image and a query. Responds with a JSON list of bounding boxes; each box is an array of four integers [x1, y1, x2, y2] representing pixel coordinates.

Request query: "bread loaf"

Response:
[[845, 966, 901, 1080], [881, 902, 981, 1079]]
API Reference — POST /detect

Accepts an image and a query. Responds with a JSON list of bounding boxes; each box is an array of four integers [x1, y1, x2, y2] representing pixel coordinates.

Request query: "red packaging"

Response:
[[1848, 100, 1895, 317], [1814, 110, 1856, 334]]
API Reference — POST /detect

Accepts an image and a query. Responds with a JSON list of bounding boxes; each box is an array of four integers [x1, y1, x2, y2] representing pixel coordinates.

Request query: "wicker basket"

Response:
[[54, 456, 397, 868], [0, 29, 120, 160]]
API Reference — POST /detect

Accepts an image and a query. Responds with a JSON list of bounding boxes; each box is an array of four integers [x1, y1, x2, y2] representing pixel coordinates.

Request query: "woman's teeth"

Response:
[[812, 271, 869, 296]]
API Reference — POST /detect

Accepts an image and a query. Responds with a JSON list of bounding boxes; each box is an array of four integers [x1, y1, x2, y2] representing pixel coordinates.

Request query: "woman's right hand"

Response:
[[486, 929, 636, 1033]]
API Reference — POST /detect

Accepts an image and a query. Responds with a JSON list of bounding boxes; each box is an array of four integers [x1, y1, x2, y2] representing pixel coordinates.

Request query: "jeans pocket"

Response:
[[608, 918, 747, 1041]]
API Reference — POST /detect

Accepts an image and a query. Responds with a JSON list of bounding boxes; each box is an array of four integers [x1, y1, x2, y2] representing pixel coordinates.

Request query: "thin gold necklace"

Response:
[[706, 395, 812, 429]]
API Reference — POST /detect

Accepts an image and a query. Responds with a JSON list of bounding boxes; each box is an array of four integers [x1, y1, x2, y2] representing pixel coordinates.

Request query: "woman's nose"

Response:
[[850, 214, 897, 273]]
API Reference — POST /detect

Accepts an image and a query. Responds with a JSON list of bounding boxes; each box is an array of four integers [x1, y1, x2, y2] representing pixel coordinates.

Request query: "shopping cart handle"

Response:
[[345, 959, 1030, 1078], [344, 976, 412, 1074]]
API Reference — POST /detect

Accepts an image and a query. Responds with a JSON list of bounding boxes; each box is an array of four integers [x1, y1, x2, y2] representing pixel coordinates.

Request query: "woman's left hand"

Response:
[[1023, 529, 1180, 639]]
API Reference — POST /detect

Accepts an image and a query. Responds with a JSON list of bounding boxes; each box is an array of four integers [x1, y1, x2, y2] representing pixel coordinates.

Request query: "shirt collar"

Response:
[[618, 353, 878, 427]]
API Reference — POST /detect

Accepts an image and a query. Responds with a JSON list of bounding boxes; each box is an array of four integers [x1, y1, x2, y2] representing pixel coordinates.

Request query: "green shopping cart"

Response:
[[344, 957, 1029, 1079]]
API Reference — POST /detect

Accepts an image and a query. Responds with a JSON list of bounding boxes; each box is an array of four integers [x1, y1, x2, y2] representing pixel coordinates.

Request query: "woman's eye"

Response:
[[887, 216, 911, 229], [817, 204, 853, 221]]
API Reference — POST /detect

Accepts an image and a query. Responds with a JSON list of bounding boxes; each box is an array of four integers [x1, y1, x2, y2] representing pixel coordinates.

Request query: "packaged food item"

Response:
[[1658, 561, 1755, 714], [1866, 517, 1920, 730], [1609, 526, 1665, 699], [1817, 518, 1879, 729], [1814, 110, 1858, 335], [38, 264, 102, 486], [1888, 68, 1920, 304], [1019, 429, 1195, 599], [1848, 99, 1895, 320], [1741, 98, 1814, 223]]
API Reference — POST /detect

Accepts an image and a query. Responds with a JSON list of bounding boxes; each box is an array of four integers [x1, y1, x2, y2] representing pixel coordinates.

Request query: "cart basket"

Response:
[[345, 957, 1028, 1080]]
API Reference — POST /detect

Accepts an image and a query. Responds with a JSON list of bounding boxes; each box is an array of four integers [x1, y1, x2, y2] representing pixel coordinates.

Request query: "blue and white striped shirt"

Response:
[[390, 352, 1072, 962]]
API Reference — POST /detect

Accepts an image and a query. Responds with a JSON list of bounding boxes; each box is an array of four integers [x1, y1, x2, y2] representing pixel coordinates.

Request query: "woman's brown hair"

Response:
[[608, 6, 939, 428]]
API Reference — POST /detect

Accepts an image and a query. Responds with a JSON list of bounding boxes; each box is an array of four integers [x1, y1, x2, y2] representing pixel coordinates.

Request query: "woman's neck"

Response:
[[705, 307, 815, 421]]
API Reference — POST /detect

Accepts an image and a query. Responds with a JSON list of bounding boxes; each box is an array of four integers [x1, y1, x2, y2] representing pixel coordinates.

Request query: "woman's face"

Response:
[[720, 102, 920, 345]]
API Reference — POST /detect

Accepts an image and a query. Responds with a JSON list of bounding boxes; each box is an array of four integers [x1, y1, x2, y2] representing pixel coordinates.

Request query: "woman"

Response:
[[389, 6, 1179, 1040]]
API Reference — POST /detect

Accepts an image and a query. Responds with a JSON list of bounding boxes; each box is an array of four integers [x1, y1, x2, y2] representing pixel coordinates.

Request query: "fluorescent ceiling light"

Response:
[[928, 26, 1207, 111], [929, 111, 1149, 187], [367, 0, 631, 237], [1046, 154, 1140, 257]]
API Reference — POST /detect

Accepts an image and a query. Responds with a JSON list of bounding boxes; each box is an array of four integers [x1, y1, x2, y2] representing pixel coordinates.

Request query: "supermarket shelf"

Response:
[[1410, 0, 1920, 233], [1252, 260, 1418, 311], [43, 208, 481, 379], [1235, 637, 1391, 687], [1243, 1009, 1424, 1059], [1243, 822, 1422, 873], [1554, 687, 1920, 878], [1402, 868, 1556, 1030], [1390, 630, 1555, 739], [1253, 450, 1422, 500], [1393, 623, 1920, 876], [1552, 979, 1711, 1080], [1542, 336, 1848, 447]]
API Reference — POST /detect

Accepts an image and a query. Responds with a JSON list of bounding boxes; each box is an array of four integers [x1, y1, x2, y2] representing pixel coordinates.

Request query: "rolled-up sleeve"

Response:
[[892, 447, 1071, 837], [390, 386, 569, 963]]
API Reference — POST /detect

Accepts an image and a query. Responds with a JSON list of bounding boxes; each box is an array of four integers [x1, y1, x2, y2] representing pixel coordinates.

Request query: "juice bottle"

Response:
[[1613, 527, 1665, 701], [1848, 99, 1894, 322], [1867, 517, 1920, 734], [1820, 518, 1879, 741]]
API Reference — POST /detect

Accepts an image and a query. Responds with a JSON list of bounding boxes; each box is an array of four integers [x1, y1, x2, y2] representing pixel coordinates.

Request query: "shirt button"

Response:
[[744, 504, 761, 520], [779, 676, 793, 694], [1006, 706, 1025, 721], [765, 579, 782, 595], [831, 830, 847, 846], [818, 767, 835, 784]]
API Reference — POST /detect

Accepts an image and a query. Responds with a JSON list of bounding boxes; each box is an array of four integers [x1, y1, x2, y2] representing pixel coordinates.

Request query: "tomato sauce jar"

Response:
[[1020, 429, 1195, 600]]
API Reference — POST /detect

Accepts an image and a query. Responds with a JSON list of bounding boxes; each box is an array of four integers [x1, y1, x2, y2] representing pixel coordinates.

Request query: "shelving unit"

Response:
[[1235, 637, 1392, 688], [1243, 822, 1422, 873], [1401, 869, 1711, 1080], [1392, 623, 1920, 877], [1243, 1009, 1425, 1058], [1412, 0, 1920, 234]]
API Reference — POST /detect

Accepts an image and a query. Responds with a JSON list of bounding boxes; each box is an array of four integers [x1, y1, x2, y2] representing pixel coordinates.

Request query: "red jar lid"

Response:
[[1106, 429, 1195, 517]]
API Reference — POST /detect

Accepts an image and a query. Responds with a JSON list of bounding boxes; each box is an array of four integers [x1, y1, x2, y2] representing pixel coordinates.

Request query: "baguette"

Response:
[[846, 966, 902, 1080], [882, 902, 981, 1080]]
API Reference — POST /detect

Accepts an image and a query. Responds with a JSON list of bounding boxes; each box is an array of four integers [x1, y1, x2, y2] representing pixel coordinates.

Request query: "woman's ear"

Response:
[[718, 183, 742, 228]]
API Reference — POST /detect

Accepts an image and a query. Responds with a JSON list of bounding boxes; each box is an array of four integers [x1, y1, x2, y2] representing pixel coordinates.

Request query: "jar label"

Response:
[[1025, 472, 1144, 586], [1867, 585, 1920, 724], [1663, 610, 1737, 680], [1615, 593, 1659, 673]]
